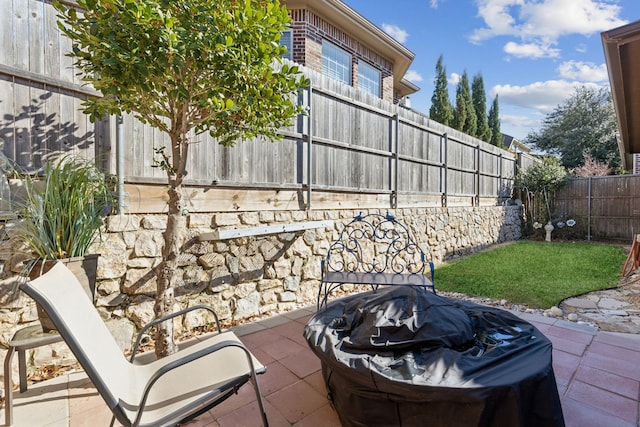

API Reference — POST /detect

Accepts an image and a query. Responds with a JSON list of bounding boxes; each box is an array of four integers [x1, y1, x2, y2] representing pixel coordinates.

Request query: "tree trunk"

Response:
[[154, 184, 185, 357], [154, 107, 190, 358]]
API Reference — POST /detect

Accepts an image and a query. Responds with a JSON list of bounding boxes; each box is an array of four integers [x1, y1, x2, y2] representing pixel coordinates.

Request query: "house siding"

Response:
[[288, 9, 394, 102]]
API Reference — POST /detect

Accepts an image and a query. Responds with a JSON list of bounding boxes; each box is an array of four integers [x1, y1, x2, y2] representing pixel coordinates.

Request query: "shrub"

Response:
[[14, 155, 113, 260]]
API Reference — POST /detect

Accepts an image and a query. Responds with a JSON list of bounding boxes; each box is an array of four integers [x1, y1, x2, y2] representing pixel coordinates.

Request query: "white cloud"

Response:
[[503, 41, 560, 59], [557, 60, 608, 82], [575, 43, 588, 53], [518, 0, 627, 39], [449, 72, 461, 85], [470, 0, 628, 58], [491, 79, 602, 112], [404, 70, 423, 83], [381, 23, 409, 44], [470, 0, 520, 43], [430, 0, 445, 8], [501, 113, 541, 128]]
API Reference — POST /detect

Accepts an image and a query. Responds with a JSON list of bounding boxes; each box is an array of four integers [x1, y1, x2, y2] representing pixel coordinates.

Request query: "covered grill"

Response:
[[304, 286, 564, 427]]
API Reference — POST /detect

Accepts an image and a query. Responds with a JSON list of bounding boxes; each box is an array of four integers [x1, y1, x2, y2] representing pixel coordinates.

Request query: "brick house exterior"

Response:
[[281, 0, 418, 104]]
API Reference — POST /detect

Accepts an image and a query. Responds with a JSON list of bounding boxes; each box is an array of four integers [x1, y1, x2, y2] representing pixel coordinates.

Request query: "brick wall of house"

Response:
[[288, 9, 394, 103]]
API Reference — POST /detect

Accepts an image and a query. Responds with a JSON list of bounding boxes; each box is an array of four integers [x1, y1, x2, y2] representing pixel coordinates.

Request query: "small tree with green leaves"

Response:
[[55, 0, 308, 357], [515, 157, 568, 235], [429, 55, 453, 126]]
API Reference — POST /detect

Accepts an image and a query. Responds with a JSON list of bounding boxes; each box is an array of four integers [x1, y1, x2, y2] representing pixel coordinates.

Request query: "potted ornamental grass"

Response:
[[14, 155, 114, 331]]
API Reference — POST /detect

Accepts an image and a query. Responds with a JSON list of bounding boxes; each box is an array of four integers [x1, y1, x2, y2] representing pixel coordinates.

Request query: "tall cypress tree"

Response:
[[429, 55, 453, 126], [453, 71, 477, 136], [472, 73, 491, 142], [488, 95, 503, 147]]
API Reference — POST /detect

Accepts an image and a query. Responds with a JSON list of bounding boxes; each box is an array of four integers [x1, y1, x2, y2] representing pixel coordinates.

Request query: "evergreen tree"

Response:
[[429, 55, 453, 126], [488, 95, 503, 147], [453, 89, 467, 132], [453, 71, 477, 136], [472, 73, 491, 142]]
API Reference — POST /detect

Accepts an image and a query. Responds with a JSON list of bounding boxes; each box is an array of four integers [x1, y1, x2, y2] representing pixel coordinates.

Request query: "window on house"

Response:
[[280, 30, 292, 60], [322, 40, 352, 85], [358, 61, 381, 97]]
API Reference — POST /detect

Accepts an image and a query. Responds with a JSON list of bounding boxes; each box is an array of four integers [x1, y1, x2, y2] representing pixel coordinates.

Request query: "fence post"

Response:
[[587, 176, 592, 241], [499, 152, 503, 203], [116, 115, 126, 214], [441, 133, 448, 207], [392, 113, 399, 209], [475, 145, 481, 206], [306, 85, 313, 210]]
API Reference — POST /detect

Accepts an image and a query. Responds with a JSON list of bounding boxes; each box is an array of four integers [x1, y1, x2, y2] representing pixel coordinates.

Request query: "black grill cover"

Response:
[[304, 286, 565, 427]]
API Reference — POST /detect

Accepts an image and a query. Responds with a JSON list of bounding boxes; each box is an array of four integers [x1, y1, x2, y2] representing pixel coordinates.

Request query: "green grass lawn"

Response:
[[434, 240, 627, 308]]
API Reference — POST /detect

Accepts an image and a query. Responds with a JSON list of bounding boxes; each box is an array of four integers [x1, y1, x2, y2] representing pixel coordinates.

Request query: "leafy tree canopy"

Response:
[[525, 86, 620, 170], [55, 0, 307, 148], [515, 156, 567, 193]]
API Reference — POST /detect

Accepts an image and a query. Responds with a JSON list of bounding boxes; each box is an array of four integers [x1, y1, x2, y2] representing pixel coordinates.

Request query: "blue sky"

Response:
[[343, 0, 640, 141]]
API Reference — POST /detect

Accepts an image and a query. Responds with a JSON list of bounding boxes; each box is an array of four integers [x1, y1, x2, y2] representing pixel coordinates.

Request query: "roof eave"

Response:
[[601, 20, 640, 171], [397, 79, 420, 98]]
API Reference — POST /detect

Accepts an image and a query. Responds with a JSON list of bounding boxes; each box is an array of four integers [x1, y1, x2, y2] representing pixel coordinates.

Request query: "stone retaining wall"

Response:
[[0, 205, 522, 387]]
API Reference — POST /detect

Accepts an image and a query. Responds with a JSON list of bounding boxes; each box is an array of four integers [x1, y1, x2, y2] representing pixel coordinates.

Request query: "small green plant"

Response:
[[15, 155, 113, 260], [515, 157, 568, 235], [515, 157, 567, 193]]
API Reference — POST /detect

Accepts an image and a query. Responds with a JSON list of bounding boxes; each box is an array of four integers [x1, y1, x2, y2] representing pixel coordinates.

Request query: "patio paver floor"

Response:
[[4, 306, 640, 427]]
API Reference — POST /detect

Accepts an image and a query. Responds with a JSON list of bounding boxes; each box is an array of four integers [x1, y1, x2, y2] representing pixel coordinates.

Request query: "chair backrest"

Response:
[[324, 212, 427, 275], [20, 262, 132, 411]]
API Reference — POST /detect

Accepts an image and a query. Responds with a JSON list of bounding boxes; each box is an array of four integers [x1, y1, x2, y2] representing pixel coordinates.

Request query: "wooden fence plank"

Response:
[[43, 0, 60, 79], [12, 0, 29, 71], [1, 0, 520, 213], [0, 1, 15, 68], [555, 176, 640, 241], [28, 0, 44, 75]]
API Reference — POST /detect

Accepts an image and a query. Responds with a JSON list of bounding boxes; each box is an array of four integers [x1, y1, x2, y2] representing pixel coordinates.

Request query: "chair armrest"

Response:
[[132, 339, 258, 427], [130, 305, 221, 362]]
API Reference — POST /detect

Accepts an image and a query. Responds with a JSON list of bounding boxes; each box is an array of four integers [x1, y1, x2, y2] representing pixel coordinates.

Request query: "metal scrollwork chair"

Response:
[[319, 211, 435, 309]]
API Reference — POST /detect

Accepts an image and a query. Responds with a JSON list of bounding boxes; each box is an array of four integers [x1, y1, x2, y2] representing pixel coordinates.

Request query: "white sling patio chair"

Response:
[[20, 261, 269, 427]]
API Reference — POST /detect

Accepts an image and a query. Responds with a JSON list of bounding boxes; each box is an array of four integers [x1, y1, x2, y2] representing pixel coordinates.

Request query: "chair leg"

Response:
[[250, 373, 269, 427], [4, 346, 16, 426]]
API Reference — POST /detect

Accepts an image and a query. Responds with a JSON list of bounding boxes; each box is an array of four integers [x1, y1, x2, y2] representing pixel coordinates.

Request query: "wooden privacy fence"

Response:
[[292, 72, 518, 210], [1, 0, 522, 213], [555, 175, 640, 241]]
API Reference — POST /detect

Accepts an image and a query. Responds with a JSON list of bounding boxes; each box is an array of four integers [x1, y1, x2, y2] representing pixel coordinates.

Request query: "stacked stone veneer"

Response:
[[0, 206, 521, 384]]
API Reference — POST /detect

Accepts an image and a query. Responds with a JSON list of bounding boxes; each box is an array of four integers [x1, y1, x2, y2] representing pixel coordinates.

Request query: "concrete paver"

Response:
[[4, 305, 640, 427]]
